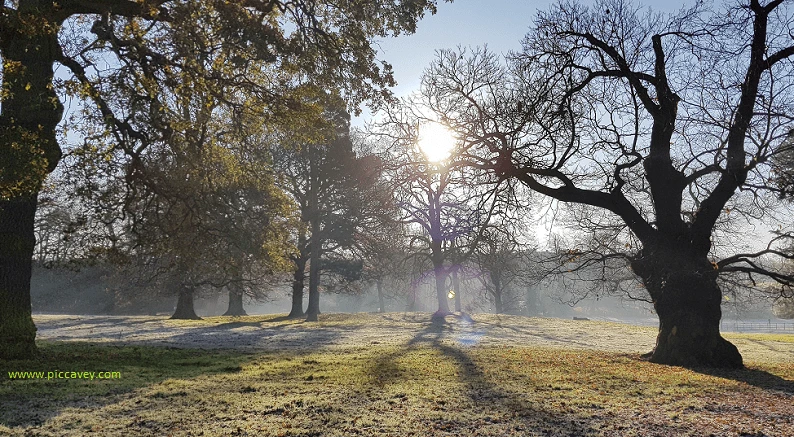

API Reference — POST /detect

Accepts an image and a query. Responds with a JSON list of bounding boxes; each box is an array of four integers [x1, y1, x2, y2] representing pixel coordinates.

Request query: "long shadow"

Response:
[[158, 319, 349, 351], [368, 314, 598, 435], [0, 342, 261, 429], [261, 314, 302, 323], [35, 315, 159, 325], [743, 338, 793, 356], [33, 314, 364, 352], [452, 316, 604, 350], [693, 366, 794, 395], [2, 313, 352, 430]]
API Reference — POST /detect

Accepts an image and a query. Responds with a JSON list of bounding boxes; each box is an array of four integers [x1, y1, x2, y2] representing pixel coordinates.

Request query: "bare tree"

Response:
[[372, 107, 513, 316], [471, 221, 536, 314], [418, 0, 794, 367]]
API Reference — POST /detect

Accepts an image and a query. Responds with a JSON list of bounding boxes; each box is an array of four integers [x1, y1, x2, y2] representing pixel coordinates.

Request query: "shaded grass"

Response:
[[2, 321, 793, 436], [0, 343, 257, 430], [163, 313, 373, 329]]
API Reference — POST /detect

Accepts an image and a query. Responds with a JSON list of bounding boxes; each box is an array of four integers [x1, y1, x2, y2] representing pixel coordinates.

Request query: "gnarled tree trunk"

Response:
[[632, 244, 742, 368], [0, 196, 39, 359], [525, 285, 539, 316], [431, 239, 450, 314], [0, 5, 64, 359], [171, 286, 201, 320], [406, 285, 418, 312], [433, 265, 450, 314], [491, 273, 504, 314], [305, 254, 321, 321], [305, 150, 321, 322]]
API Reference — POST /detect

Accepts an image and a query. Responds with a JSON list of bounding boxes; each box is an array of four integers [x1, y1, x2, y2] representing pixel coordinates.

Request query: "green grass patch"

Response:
[[0, 342, 256, 429], [2, 329, 793, 436], [725, 332, 794, 343]]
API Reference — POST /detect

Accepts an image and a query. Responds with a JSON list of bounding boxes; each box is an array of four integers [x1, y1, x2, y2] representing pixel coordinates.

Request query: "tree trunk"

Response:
[[492, 273, 504, 314], [525, 285, 538, 316], [0, 196, 39, 359], [632, 246, 742, 368], [407, 286, 418, 312], [377, 279, 385, 313], [494, 291, 504, 314], [306, 151, 321, 322], [171, 286, 201, 320], [305, 252, 321, 321], [452, 267, 462, 312], [0, 6, 64, 360], [433, 264, 450, 314], [288, 256, 307, 318], [223, 285, 247, 316]]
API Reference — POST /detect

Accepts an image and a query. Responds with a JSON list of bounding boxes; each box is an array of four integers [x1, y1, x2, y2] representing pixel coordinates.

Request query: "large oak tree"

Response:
[[420, 0, 794, 367], [0, 0, 449, 358]]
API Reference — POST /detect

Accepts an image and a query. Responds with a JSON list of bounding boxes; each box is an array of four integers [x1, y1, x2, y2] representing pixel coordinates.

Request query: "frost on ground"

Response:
[[32, 313, 793, 363], [5, 313, 792, 437]]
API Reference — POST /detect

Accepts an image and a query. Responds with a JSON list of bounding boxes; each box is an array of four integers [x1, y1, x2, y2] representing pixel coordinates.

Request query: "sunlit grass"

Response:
[[725, 332, 794, 343], [3, 315, 793, 436]]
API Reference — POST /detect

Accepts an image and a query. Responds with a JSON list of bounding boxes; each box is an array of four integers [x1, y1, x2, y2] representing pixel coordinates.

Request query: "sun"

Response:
[[417, 122, 456, 163]]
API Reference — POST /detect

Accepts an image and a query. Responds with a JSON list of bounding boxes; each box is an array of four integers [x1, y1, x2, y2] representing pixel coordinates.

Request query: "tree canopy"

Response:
[[0, 0, 450, 359], [413, 0, 794, 367]]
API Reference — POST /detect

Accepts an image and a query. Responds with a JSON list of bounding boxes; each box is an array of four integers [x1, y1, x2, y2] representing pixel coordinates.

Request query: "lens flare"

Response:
[[417, 122, 456, 162]]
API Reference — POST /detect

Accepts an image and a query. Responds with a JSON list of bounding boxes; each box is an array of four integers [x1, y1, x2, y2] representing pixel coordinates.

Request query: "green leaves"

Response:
[[0, 125, 50, 200]]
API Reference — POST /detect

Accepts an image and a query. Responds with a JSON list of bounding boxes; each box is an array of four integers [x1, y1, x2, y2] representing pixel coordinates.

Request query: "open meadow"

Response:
[[1, 313, 793, 436]]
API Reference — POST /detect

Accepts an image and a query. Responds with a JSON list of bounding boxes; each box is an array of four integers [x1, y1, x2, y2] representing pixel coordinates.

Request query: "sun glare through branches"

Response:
[[417, 122, 456, 163]]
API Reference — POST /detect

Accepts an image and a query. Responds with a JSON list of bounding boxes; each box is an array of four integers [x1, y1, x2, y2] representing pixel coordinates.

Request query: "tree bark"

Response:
[[171, 286, 201, 320], [0, 5, 64, 359], [306, 150, 321, 322], [433, 263, 450, 314], [493, 291, 504, 314], [525, 285, 538, 316], [452, 267, 462, 312], [491, 273, 504, 314], [305, 253, 321, 321], [223, 285, 247, 316], [0, 196, 39, 359], [377, 279, 385, 313], [407, 286, 418, 312], [288, 255, 307, 318], [631, 244, 742, 368]]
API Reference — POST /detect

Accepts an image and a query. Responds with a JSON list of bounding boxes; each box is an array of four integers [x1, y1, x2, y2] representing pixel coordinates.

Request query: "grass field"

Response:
[[1, 313, 793, 436]]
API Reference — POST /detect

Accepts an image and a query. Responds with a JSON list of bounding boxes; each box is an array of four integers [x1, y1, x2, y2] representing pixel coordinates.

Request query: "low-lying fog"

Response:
[[31, 264, 793, 334]]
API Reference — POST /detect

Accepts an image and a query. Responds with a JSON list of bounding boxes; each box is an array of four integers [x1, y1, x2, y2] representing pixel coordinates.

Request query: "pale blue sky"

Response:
[[355, 0, 695, 124], [360, 0, 780, 251]]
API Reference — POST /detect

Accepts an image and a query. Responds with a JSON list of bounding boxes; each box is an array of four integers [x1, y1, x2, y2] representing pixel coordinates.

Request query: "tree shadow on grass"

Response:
[[741, 338, 794, 356], [472, 318, 602, 349], [693, 365, 794, 395], [34, 314, 361, 351], [368, 314, 598, 435], [0, 342, 261, 429]]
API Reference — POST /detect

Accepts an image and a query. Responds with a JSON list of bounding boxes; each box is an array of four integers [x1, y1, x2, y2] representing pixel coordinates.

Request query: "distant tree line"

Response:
[[3, 0, 794, 372]]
